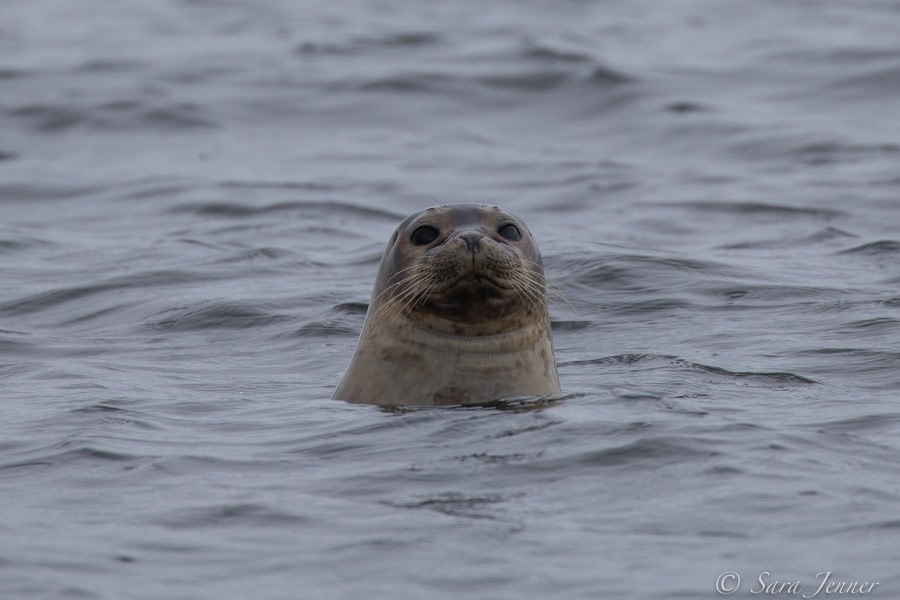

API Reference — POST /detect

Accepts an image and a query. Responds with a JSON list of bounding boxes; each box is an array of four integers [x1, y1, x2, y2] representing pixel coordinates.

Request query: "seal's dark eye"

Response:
[[497, 223, 521, 241], [411, 225, 439, 246]]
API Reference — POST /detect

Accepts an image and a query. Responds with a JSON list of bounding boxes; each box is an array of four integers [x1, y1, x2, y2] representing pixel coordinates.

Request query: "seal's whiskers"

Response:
[[368, 268, 440, 328], [520, 258, 578, 318]]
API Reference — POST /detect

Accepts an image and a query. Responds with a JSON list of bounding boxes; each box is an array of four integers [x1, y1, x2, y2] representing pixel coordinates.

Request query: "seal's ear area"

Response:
[[383, 229, 401, 260], [371, 228, 404, 296]]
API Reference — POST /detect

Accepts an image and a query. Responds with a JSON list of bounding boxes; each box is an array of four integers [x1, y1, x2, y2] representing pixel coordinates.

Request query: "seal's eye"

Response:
[[497, 223, 521, 241], [410, 225, 439, 246]]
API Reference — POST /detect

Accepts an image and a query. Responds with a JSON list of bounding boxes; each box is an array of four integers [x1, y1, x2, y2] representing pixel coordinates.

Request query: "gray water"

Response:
[[3, 1, 900, 598]]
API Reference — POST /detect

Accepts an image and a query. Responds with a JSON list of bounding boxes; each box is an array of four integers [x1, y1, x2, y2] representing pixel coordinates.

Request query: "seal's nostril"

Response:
[[459, 232, 482, 252]]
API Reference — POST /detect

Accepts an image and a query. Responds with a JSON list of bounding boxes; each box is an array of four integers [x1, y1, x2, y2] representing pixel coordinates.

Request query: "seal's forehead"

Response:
[[400, 203, 522, 230]]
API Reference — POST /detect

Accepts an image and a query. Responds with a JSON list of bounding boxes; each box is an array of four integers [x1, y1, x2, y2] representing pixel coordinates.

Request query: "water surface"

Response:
[[2, 1, 900, 598]]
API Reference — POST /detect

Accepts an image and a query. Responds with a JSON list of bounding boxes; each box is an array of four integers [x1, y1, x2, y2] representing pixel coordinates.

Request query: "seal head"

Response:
[[333, 203, 560, 406]]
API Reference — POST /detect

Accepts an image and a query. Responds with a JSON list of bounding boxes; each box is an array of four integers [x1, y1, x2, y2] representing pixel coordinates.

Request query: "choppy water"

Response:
[[3, 1, 900, 598]]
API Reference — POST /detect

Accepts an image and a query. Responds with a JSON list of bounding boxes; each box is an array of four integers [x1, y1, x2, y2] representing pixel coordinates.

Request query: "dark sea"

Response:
[[2, 1, 900, 598]]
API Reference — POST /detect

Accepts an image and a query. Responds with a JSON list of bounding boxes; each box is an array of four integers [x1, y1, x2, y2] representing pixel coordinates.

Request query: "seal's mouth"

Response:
[[445, 271, 509, 292], [413, 263, 534, 325]]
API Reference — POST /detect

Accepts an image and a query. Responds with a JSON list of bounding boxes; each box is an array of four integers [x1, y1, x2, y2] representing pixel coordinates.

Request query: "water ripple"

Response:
[[149, 301, 292, 331], [0, 270, 214, 316], [564, 354, 817, 385]]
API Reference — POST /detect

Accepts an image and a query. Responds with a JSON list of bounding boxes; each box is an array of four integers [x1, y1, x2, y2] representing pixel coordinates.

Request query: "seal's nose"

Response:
[[458, 232, 483, 252]]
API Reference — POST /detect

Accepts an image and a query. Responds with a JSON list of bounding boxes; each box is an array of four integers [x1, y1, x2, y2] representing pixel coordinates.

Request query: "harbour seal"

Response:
[[333, 203, 561, 406]]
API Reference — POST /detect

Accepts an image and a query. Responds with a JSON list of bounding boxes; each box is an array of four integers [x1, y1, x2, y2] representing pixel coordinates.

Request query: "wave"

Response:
[[0, 270, 211, 316], [169, 200, 402, 221], [564, 353, 817, 385], [148, 301, 292, 331], [6, 100, 217, 133], [839, 240, 900, 255]]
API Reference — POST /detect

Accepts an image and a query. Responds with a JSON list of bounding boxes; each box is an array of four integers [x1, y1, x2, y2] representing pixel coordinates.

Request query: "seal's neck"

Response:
[[369, 315, 552, 355]]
